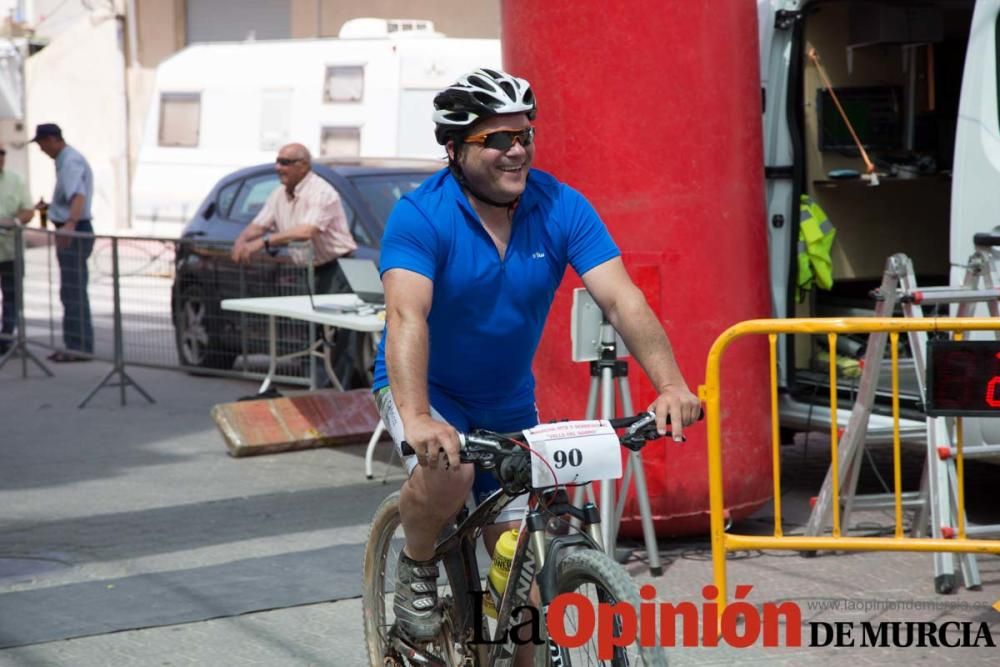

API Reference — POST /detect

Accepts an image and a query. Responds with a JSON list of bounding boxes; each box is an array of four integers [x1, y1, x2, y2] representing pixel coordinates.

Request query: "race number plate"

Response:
[[926, 340, 1000, 417], [524, 420, 623, 488]]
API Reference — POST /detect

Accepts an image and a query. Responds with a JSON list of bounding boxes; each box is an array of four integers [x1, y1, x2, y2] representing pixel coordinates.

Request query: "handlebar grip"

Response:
[[399, 436, 467, 457]]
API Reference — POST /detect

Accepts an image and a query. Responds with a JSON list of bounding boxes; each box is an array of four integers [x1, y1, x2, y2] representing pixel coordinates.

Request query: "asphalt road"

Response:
[[1, 359, 999, 665]]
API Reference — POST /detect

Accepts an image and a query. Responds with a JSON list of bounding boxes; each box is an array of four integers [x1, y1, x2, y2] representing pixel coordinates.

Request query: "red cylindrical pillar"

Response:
[[503, 0, 772, 535]]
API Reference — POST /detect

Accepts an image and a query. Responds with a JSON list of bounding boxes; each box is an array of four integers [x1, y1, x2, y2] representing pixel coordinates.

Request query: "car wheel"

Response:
[[174, 284, 237, 370]]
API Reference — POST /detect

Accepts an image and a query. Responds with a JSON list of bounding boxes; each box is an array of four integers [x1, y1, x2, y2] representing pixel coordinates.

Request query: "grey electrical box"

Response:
[[570, 289, 629, 362]]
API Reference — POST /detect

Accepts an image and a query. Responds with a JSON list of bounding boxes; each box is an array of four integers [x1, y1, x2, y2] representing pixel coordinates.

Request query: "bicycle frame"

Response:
[[431, 484, 607, 667]]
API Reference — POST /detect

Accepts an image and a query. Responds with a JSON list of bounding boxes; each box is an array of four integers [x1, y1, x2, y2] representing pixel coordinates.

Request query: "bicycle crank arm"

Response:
[[388, 633, 449, 667]]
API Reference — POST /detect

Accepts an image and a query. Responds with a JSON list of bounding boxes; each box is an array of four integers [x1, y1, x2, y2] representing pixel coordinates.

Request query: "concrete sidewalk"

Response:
[[1, 358, 998, 665]]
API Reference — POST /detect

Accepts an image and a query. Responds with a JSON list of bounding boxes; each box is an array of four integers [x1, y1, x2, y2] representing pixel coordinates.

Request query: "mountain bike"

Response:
[[362, 411, 672, 666]]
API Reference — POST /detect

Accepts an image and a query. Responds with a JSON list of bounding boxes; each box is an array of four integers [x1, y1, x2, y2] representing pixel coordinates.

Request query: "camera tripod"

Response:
[[574, 319, 664, 575]]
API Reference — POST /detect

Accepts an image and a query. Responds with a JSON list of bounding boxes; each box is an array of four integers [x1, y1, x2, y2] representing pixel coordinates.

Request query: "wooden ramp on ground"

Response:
[[211, 389, 382, 457]]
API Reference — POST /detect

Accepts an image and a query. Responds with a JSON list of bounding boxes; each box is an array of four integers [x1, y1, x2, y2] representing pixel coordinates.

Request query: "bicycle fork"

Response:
[[490, 489, 605, 666]]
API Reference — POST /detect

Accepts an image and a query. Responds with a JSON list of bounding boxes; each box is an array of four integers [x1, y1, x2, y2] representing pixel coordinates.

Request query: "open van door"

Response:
[[766, 0, 978, 436], [760, 1, 801, 388], [951, 0, 1000, 269], [760, 0, 804, 389], [951, 0, 1000, 451]]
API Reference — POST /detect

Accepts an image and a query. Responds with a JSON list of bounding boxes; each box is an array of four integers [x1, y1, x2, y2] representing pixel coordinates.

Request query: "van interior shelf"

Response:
[[813, 174, 950, 187]]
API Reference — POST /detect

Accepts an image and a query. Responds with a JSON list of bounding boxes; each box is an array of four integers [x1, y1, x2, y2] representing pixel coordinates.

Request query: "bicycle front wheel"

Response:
[[552, 549, 668, 667]]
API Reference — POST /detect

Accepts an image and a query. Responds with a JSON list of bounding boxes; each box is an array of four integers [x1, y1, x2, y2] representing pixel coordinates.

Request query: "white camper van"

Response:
[[759, 0, 1000, 443], [131, 19, 500, 234]]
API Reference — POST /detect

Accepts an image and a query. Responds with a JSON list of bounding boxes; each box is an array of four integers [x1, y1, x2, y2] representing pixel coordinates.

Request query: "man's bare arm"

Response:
[[383, 268, 461, 468], [233, 223, 317, 263], [15, 208, 33, 225], [581, 257, 701, 438], [267, 222, 318, 245], [61, 194, 86, 230], [384, 268, 433, 422]]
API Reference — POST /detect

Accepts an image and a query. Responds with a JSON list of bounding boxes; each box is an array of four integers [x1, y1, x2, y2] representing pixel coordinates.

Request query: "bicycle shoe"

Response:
[[393, 552, 441, 641]]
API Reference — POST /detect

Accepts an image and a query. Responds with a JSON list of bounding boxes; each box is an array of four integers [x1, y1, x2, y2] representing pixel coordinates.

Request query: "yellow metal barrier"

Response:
[[704, 317, 1000, 609]]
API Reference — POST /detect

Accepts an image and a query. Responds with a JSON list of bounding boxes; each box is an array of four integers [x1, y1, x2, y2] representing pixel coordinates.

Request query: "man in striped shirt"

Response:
[[231, 142, 357, 293], [232, 143, 360, 386]]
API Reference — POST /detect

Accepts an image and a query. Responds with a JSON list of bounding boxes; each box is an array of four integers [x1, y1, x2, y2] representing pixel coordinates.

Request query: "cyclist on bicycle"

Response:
[[372, 68, 702, 645]]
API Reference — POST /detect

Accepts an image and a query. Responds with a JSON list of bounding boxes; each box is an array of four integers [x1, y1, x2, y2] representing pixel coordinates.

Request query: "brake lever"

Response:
[[621, 410, 690, 450], [625, 410, 657, 439], [621, 411, 659, 451]]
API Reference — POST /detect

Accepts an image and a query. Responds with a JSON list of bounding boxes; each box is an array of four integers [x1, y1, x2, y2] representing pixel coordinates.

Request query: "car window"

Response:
[[216, 179, 241, 219], [230, 173, 280, 224], [349, 173, 431, 229], [340, 198, 372, 245]]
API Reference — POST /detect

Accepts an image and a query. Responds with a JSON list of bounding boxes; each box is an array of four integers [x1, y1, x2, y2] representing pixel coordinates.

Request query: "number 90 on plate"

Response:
[[523, 420, 623, 488]]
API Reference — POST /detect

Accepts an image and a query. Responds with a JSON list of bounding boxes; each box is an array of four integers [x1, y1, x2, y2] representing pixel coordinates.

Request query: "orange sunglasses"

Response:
[[464, 127, 535, 151]]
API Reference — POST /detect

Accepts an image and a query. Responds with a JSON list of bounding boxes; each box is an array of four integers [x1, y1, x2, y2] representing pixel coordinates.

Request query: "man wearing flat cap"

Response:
[[32, 123, 95, 361]]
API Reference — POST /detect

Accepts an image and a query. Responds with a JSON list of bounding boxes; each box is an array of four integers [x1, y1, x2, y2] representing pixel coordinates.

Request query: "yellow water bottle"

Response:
[[483, 528, 518, 618]]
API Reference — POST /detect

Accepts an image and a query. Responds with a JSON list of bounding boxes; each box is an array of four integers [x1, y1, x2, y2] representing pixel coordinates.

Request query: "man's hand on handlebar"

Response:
[[649, 384, 702, 442], [403, 413, 462, 470]]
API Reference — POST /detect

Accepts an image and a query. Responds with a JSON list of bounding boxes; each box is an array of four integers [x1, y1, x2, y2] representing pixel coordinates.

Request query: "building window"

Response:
[[158, 93, 201, 147], [320, 127, 361, 158], [323, 65, 364, 102]]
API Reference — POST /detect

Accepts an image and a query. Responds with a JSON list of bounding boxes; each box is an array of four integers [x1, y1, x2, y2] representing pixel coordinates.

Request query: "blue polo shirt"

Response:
[[372, 168, 619, 410], [49, 145, 93, 223]]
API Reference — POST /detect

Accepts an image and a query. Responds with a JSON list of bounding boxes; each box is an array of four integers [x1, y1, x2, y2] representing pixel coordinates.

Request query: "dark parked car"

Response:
[[171, 157, 438, 374]]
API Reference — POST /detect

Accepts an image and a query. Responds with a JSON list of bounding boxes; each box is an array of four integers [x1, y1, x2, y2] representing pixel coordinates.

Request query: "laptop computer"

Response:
[[339, 257, 385, 305], [308, 258, 384, 314]]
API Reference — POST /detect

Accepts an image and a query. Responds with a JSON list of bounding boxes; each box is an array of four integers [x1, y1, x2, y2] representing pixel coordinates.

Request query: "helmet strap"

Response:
[[447, 152, 520, 212]]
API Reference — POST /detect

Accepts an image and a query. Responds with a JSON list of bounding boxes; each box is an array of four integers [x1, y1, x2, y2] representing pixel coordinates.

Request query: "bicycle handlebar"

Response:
[[399, 410, 691, 459], [399, 411, 704, 493]]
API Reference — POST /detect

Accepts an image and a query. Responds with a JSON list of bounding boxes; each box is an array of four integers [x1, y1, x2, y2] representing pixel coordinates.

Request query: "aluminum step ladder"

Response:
[[803, 237, 1000, 593]]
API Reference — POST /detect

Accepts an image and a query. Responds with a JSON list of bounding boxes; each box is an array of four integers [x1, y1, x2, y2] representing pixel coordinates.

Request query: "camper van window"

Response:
[[230, 174, 279, 224], [260, 89, 293, 151], [158, 93, 201, 148], [323, 66, 364, 103], [320, 127, 361, 158]]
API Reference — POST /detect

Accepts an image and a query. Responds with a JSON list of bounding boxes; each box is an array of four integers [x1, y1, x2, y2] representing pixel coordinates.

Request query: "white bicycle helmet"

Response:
[[433, 68, 536, 145]]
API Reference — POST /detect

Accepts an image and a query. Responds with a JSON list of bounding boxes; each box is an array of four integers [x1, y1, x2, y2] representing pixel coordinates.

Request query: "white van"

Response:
[[759, 0, 1000, 443], [131, 18, 500, 235]]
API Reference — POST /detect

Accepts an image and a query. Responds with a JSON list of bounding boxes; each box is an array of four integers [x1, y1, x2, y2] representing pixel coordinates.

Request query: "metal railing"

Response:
[[0, 224, 330, 405], [703, 317, 1000, 610]]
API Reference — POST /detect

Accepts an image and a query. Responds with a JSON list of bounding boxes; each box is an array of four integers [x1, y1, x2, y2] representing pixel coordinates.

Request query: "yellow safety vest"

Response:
[[797, 194, 836, 302]]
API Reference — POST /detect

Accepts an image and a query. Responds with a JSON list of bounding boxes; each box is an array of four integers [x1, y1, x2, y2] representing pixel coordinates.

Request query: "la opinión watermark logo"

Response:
[[471, 585, 999, 658]]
